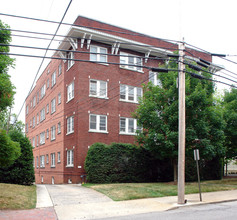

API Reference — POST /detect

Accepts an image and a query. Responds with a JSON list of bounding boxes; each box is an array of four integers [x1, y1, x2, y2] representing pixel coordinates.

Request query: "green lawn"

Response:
[[84, 178, 237, 201], [0, 183, 36, 210]]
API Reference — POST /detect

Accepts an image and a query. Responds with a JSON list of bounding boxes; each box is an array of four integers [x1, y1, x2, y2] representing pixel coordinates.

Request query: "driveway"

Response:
[[45, 184, 112, 206]]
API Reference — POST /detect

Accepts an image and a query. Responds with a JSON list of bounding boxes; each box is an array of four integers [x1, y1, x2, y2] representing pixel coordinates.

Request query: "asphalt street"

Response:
[[96, 200, 237, 220]]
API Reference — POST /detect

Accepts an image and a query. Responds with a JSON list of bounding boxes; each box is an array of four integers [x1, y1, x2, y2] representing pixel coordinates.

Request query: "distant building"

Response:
[[25, 16, 214, 184]]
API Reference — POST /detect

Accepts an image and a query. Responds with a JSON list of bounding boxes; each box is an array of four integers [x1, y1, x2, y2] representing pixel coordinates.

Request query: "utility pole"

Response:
[[178, 40, 186, 204]]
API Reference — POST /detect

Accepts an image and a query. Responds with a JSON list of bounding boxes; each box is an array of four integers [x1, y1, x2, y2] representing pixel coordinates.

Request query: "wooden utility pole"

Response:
[[178, 40, 186, 204]]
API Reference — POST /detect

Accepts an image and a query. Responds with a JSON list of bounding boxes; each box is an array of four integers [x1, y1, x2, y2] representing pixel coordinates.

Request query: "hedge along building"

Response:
[[25, 16, 215, 184]]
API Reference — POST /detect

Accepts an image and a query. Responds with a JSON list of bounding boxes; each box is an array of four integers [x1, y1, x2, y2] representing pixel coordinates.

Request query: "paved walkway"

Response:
[[0, 184, 237, 220]]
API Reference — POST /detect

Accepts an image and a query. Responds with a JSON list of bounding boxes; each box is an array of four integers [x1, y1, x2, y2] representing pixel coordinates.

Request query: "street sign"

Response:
[[194, 149, 200, 161], [194, 148, 202, 201]]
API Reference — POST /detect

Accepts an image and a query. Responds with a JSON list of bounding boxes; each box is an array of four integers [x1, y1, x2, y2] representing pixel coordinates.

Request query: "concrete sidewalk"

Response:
[[52, 189, 237, 220]]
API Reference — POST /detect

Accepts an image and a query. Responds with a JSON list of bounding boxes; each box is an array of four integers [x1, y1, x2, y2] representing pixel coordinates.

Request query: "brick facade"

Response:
[[25, 16, 212, 184]]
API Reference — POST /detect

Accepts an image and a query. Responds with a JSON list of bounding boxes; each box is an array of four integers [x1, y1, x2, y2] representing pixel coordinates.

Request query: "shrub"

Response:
[[0, 130, 35, 185]]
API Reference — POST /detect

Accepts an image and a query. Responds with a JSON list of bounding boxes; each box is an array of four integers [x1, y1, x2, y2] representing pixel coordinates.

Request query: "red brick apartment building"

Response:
[[25, 16, 212, 184]]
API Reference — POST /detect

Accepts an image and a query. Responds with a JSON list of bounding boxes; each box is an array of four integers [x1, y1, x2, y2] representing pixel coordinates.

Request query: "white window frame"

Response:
[[149, 71, 162, 87], [40, 108, 45, 122], [89, 79, 108, 99], [90, 45, 107, 64], [58, 93, 61, 104], [67, 81, 74, 102], [40, 155, 45, 168], [46, 154, 49, 164], [37, 113, 39, 125], [32, 116, 35, 128], [89, 114, 107, 133], [36, 156, 39, 168], [32, 137, 35, 148], [51, 153, 55, 167], [51, 98, 56, 114], [57, 152, 61, 163], [119, 117, 141, 135], [51, 125, 56, 141], [66, 150, 74, 167], [33, 96, 36, 107], [120, 52, 143, 72], [58, 64, 62, 76], [120, 84, 142, 103], [67, 116, 74, 135], [58, 122, 61, 134], [67, 52, 74, 70], [40, 131, 45, 145], [46, 104, 49, 114], [26, 105, 29, 115], [41, 84, 46, 99], [46, 129, 49, 139], [51, 71, 56, 87]]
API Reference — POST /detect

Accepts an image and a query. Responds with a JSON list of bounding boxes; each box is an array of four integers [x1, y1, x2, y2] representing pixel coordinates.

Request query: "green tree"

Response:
[[0, 130, 35, 185], [134, 60, 225, 181], [0, 19, 15, 111], [0, 129, 21, 167], [223, 88, 237, 160]]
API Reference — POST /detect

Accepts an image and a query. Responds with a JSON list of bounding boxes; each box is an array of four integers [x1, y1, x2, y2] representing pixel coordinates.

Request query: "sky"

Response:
[[1, 0, 237, 123]]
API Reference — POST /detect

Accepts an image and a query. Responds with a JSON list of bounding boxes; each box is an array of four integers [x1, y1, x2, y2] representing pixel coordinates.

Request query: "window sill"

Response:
[[66, 131, 74, 136], [66, 165, 74, 168], [119, 99, 139, 104], [90, 60, 109, 66], [120, 66, 144, 73], [51, 165, 55, 168], [66, 97, 74, 103], [119, 132, 136, 136], [89, 95, 108, 99], [89, 130, 108, 134]]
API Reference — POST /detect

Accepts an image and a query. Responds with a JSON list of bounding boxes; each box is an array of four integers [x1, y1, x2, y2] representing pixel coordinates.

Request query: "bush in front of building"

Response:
[[0, 130, 35, 185], [85, 142, 153, 183]]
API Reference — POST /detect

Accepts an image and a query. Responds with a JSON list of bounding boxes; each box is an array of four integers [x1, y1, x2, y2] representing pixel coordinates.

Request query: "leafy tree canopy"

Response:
[[134, 60, 226, 179]]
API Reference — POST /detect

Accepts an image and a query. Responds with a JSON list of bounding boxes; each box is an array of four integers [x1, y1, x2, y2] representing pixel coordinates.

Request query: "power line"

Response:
[[14, 0, 73, 124]]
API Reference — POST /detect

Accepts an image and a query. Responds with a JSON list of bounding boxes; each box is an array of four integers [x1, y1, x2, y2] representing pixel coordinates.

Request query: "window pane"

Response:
[[90, 46, 97, 61], [100, 81, 106, 97], [136, 57, 142, 71], [137, 88, 142, 101], [90, 80, 97, 95], [128, 119, 134, 133], [90, 115, 97, 130], [128, 87, 134, 101], [120, 118, 126, 132], [120, 85, 126, 100], [149, 72, 155, 84], [99, 116, 106, 131]]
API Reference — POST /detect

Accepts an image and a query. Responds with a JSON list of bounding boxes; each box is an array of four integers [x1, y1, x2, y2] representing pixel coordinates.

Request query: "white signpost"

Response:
[[194, 149, 202, 201]]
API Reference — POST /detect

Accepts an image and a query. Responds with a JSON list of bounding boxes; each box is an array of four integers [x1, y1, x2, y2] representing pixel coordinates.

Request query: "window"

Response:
[[33, 157, 35, 168], [46, 154, 49, 164], [26, 105, 29, 115], [149, 71, 162, 86], [89, 80, 107, 98], [40, 108, 45, 122], [57, 152, 61, 163], [33, 96, 36, 107], [58, 93, 61, 104], [32, 116, 35, 128], [120, 85, 142, 103], [40, 132, 45, 145], [51, 71, 56, 87], [67, 81, 74, 102], [67, 150, 73, 167], [36, 156, 39, 168], [41, 84, 46, 99], [67, 116, 74, 134], [67, 52, 74, 69], [47, 79, 49, 89], [51, 98, 56, 114], [89, 114, 107, 132], [58, 64, 62, 76], [46, 104, 49, 114], [37, 113, 39, 125], [51, 125, 56, 141], [46, 129, 49, 139], [37, 91, 39, 103], [36, 135, 39, 146], [58, 122, 61, 134], [119, 117, 141, 135], [40, 155, 45, 168], [51, 153, 55, 167], [32, 137, 35, 148], [26, 123, 28, 133], [90, 45, 107, 63], [120, 52, 142, 71]]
